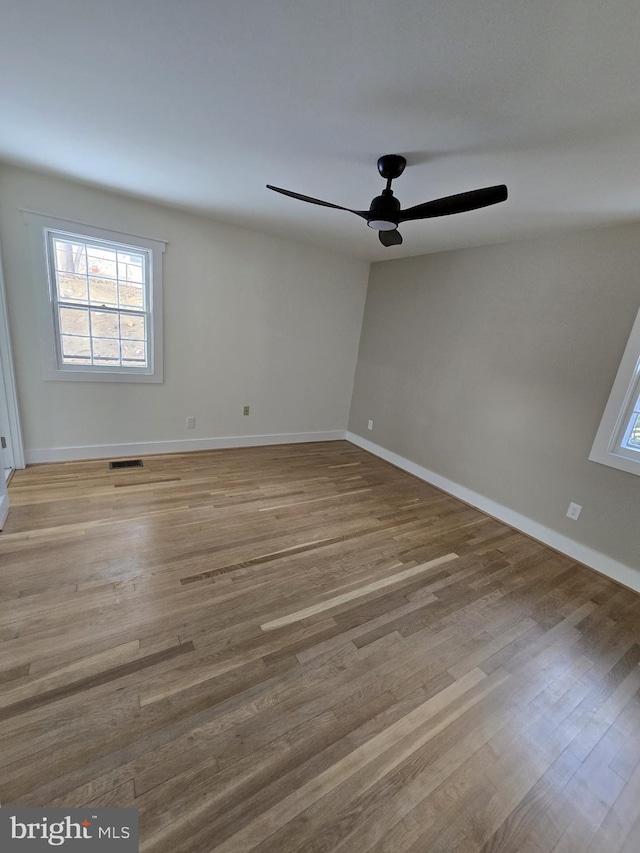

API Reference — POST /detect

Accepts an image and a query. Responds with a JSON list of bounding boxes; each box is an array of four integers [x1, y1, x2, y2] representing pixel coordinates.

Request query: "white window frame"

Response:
[[590, 306, 640, 476], [23, 212, 165, 383]]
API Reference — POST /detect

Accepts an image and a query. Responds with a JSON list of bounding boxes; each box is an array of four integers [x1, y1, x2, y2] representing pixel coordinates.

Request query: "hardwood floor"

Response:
[[1, 440, 639, 852]]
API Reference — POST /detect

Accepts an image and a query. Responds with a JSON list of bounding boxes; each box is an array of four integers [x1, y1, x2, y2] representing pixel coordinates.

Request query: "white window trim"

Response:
[[23, 211, 166, 383], [589, 306, 640, 476]]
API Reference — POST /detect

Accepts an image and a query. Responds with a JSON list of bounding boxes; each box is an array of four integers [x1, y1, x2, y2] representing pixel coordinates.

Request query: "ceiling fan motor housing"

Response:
[[368, 189, 401, 230]]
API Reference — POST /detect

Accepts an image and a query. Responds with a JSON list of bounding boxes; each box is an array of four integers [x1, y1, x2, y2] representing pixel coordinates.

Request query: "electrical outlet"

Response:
[[243, 405, 250, 416], [367, 419, 374, 430], [566, 502, 582, 521], [186, 417, 196, 429]]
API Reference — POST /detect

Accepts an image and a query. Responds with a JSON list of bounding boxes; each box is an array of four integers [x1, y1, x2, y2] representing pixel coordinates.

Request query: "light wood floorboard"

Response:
[[1, 440, 639, 852]]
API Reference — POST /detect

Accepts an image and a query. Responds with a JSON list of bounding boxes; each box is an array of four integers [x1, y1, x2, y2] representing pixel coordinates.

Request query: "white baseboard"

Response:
[[347, 431, 640, 595], [0, 493, 8, 529], [25, 430, 347, 464]]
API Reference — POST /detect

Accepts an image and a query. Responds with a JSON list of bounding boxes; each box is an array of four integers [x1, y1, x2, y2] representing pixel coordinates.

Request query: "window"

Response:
[[24, 213, 165, 383], [590, 306, 640, 476]]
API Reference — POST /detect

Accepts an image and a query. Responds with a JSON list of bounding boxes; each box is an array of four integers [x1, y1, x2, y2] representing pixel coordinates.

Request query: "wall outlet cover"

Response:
[[367, 419, 374, 430], [566, 502, 582, 520], [186, 417, 196, 429]]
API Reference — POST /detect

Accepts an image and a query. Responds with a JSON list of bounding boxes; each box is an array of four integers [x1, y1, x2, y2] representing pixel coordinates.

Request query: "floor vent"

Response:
[[109, 459, 143, 470]]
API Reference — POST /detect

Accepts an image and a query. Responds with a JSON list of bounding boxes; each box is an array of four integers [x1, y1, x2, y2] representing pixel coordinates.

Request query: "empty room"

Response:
[[1, 2, 640, 852]]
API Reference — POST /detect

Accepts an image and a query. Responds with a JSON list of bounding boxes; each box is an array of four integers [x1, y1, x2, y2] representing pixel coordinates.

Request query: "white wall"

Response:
[[0, 164, 369, 461], [349, 224, 640, 577]]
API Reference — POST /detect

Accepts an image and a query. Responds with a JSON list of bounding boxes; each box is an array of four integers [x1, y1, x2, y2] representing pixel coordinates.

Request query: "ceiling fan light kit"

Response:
[[368, 219, 398, 231], [267, 154, 507, 248]]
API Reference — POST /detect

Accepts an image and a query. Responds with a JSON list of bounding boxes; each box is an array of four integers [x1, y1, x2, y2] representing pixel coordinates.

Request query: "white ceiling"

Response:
[[2, 0, 640, 260]]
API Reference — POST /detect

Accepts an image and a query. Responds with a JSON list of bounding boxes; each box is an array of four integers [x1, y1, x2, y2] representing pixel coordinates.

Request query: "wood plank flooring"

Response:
[[1, 440, 639, 852]]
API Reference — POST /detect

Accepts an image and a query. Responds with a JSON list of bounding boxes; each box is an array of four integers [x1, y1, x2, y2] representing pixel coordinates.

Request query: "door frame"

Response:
[[0, 236, 25, 471]]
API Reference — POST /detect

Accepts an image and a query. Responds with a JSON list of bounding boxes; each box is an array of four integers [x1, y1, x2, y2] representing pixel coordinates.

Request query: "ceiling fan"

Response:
[[267, 155, 508, 247]]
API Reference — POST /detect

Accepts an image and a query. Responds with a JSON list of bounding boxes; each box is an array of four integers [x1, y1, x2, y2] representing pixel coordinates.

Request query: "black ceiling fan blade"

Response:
[[399, 185, 508, 222], [379, 229, 403, 247], [266, 185, 369, 219]]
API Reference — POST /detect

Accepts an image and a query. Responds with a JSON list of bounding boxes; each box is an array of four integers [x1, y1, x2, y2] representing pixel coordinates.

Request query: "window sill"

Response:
[[43, 367, 163, 383], [589, 445, 640, 477]]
